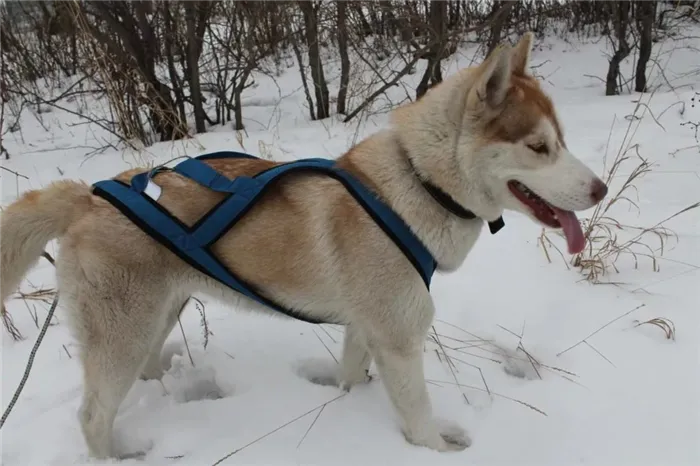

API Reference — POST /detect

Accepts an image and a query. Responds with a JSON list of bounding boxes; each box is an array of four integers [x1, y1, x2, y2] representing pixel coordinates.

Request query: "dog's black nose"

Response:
[[590, 179, 608, 203]]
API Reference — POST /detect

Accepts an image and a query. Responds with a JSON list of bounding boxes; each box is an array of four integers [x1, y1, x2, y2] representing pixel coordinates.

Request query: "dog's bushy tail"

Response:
[[1, 180, 92, 304]]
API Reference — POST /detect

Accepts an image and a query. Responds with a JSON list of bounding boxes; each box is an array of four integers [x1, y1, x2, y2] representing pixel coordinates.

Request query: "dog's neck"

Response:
[[399, 144, 505, 235]]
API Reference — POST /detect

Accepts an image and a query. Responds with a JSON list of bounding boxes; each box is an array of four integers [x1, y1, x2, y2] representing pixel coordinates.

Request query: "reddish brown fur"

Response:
[[98, 151, 383, 293], [483, 74, 565, 147]]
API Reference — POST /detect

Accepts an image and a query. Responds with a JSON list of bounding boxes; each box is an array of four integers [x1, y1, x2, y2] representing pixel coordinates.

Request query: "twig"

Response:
[[177, 298, 195, 366], [583, 341, 616, 367], [312, 329, 338, 364], [178, 316, 195, 367], [0, 166, 29, 179], [297, 403, 326, 448], [427, 379, 547, 417], [429, 326, 469, 405], [212, 393, 346, 465], [556, 304, 645, 357]]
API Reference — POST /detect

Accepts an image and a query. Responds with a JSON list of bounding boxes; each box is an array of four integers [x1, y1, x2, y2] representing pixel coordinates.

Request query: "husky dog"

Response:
[[1, 33, 607, 458]]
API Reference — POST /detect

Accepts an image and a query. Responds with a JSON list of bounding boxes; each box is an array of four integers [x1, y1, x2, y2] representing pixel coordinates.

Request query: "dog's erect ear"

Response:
[[470, 45, 512, 110], [511, 32, 534, 76]]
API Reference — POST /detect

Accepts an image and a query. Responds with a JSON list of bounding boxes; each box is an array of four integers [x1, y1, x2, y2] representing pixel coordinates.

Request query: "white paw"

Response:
[[296, 358, 374, 390], [338, 370, 373, 391], [404, 419, 471, 452], [436, 418, 472, 450]]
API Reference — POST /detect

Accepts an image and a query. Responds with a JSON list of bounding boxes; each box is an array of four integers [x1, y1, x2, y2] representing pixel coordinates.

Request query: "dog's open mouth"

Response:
[[507, 180, 585, 254]]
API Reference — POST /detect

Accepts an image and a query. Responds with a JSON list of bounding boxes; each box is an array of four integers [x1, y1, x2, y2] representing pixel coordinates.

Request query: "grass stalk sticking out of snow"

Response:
[[633, 317, 676, 340]]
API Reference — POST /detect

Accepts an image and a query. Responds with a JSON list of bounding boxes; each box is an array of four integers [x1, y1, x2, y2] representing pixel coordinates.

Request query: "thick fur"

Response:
[[0, 33, 606, 458]]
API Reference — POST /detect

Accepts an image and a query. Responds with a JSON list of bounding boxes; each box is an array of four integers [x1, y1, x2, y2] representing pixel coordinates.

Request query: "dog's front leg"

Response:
[[337, 324, 373, 390], [300, 324, 374, 389], [371, 340, 471, 452]]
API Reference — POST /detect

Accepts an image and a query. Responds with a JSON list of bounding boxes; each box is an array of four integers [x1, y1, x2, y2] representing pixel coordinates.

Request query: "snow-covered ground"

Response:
[[2, 30, 699, 466]]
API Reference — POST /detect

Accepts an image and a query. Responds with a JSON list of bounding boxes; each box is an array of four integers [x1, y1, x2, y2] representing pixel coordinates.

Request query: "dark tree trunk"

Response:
[[299, 1, 330, 120], [354, 2, 373, 37], [487, 1, 515, 55], [292, 37, 316, 120], [233, 68, 252, 131], [606, 1, 632, 96], [337, 0, 350, 115], [634, 0, 656, 93], [163, 5, 187, 124], [184, 3, 205, 133], [416, 0, 447, 99], [382, 2, 398, 37], [184, 1, 212, 134]]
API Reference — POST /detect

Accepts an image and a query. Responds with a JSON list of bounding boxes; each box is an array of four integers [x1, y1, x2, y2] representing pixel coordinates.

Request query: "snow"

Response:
[[2, 31, 700, 466]]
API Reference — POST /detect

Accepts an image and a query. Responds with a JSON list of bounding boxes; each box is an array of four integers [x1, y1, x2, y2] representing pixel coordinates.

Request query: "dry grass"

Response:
[[14, 287, 56, 306], [1, 305, 23, 341], [633, 317, 676, 340], [2, 274, 58, 341], [540, 90, 700, 283], [68, 3, 191, 148], [423, 320, 581, 417]]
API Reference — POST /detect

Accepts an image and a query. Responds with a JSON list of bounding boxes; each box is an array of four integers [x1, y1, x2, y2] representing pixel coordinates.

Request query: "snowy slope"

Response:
[[2, 31, 699, 466]]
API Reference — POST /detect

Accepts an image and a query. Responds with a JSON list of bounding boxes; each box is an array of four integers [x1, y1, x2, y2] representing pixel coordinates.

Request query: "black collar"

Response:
[[404, 153, 505, 235]]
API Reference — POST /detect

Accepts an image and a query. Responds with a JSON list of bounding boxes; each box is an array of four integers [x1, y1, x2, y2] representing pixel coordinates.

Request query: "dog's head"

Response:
[[393, 32, 607, 255]]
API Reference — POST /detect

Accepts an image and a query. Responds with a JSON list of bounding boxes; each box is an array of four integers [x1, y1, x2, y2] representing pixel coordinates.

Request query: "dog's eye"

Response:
[[527, 143, 548, 155]]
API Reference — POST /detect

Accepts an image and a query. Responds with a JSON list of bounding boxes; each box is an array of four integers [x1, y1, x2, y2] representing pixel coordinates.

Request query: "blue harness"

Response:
[[91, 151, 438, 324]]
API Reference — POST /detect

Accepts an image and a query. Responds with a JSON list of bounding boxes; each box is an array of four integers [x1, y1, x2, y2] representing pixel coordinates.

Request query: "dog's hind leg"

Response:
[[139, 297, 187, 381], [62, 262, 173, 459]]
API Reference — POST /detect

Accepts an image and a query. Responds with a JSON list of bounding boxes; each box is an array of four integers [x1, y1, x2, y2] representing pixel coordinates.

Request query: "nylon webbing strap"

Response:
[[91, 179, 326, 324], [91, 151, 438, 324]]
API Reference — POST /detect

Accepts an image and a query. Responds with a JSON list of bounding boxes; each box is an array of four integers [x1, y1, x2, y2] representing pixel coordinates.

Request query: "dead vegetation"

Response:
[[1, 305, 22, 341], [1, 1, 691, 151], [633, 317, 676, 340], [423, 320, 577, 417]]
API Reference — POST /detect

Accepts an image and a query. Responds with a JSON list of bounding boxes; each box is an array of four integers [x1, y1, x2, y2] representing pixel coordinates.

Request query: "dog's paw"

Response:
[[338, 369, 373, 392], [113, 431, 154, 460], [404, 419, 471, 452], [436, 419, 471, 450]]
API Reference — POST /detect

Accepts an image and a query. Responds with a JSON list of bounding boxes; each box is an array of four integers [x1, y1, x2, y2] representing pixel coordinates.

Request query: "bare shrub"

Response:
[[680, 91, 699, 146]]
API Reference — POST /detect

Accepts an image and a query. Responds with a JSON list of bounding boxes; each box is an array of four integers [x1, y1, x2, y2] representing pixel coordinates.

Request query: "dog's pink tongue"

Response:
[[551, 207, 585, 254]]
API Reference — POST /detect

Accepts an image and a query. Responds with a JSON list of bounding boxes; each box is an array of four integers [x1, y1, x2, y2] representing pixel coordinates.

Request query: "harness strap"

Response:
[[92, 152, 437, 325], [92, 178, 328, 324]]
